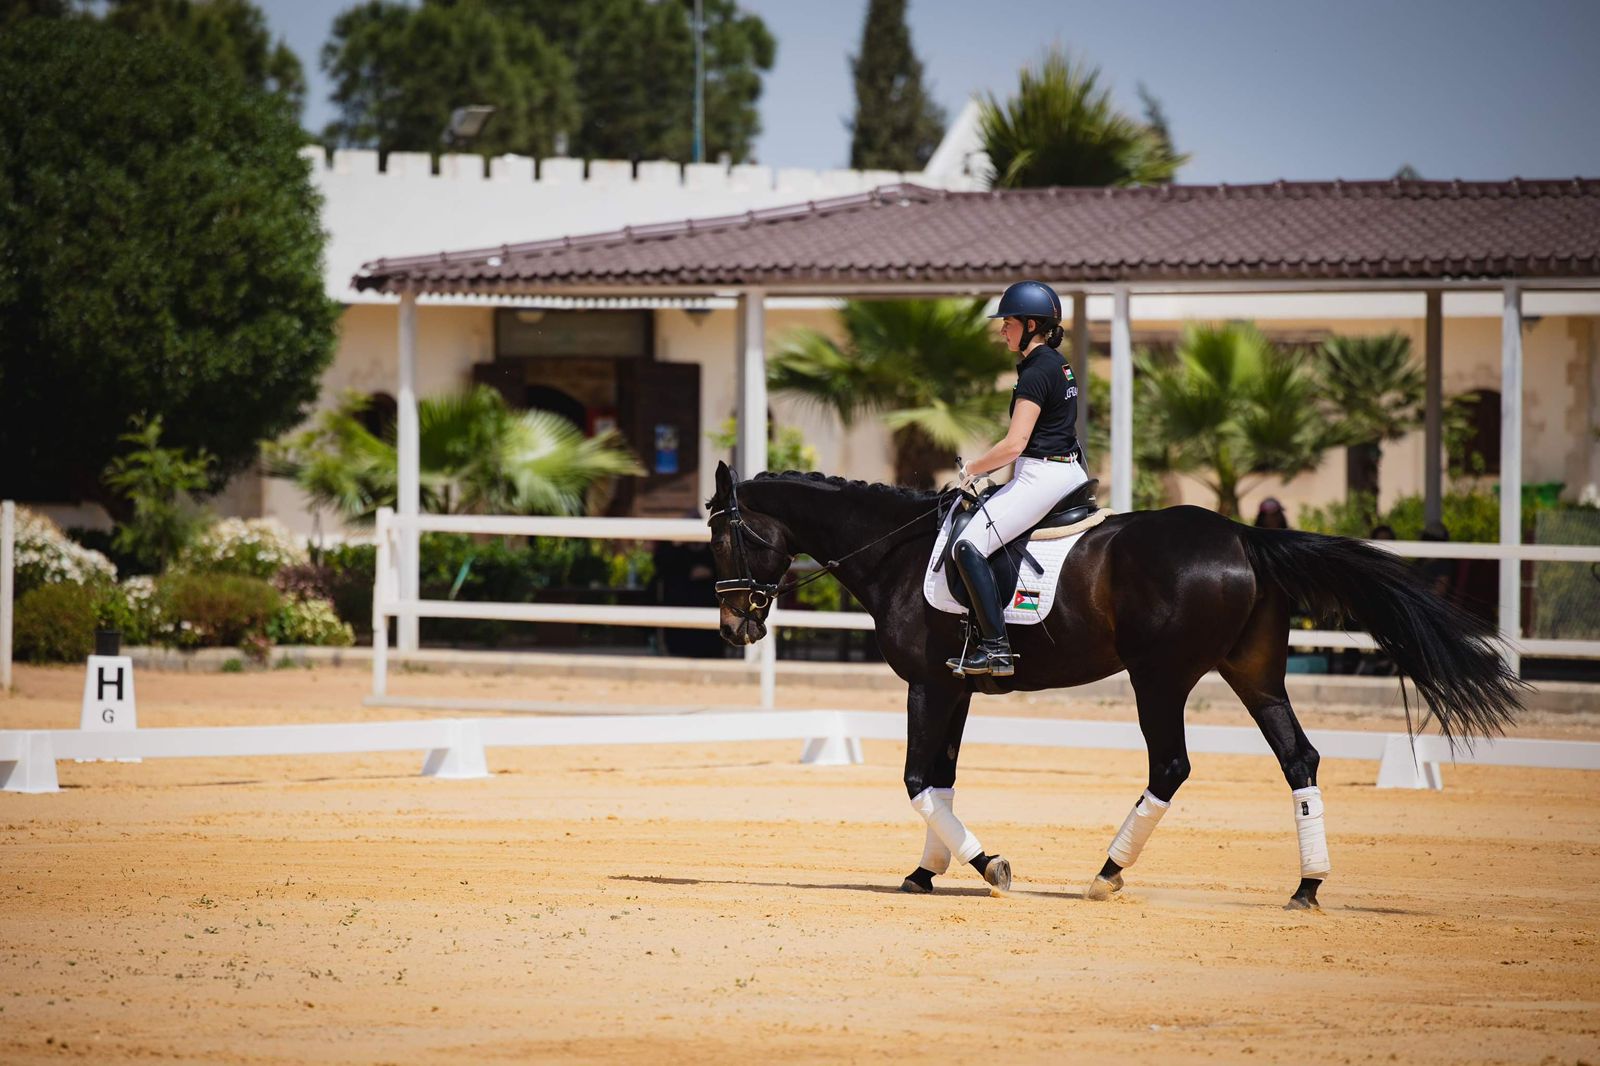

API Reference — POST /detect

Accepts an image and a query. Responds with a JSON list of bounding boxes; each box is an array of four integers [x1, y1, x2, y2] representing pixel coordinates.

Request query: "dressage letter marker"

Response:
[[78, 652, 140, 762]]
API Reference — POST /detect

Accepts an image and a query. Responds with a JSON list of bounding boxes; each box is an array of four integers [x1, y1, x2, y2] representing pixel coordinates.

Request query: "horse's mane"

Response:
[[707, 469, 950, 511]]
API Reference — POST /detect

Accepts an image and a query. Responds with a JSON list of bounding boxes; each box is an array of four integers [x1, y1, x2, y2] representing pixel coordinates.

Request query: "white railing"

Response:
[[371, 508, 875, 709], [7, 709, 1600, 794], [371, 508, 1600, 715]]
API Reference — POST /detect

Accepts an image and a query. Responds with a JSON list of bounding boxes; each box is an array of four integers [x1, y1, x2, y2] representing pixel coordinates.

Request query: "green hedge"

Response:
[[13, 582, 100, 662], [156, 573, 281, 648]]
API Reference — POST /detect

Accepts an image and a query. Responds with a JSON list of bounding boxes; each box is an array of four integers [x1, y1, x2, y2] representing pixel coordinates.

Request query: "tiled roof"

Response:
[[353, 178, 1600, 294]]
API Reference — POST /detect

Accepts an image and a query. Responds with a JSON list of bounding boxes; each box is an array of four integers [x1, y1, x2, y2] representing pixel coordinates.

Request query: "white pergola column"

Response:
[[1424, 290, 1444, 527], [397, 291, 421, 652], [735, 289, 771, 680], [736, 289, 768, 477], [1071, 291, 1090, 452], [1110, 286, 1133, 512], [1499, 283, 1523, 676]]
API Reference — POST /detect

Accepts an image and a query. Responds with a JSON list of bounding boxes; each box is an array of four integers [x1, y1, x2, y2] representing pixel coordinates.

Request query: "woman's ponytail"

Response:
[[1045, 323, 1065, 348]]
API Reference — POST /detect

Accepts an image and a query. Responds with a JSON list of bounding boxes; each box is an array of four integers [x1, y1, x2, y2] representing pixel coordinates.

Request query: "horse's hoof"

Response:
[[1285, 877, 1323, 911], [983, 856, 1012, 895], [900, 877, 933, 894], [1085, 873, 1124, 901]]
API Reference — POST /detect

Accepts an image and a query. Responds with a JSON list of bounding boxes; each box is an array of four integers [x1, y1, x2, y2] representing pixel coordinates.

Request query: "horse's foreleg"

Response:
[[902, 685, 1011, 894], [1087, 671, 1193, 901]]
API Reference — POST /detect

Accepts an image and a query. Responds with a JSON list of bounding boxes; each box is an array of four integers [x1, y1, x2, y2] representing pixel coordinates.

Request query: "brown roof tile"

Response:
[[353, 178, 1600, 294]]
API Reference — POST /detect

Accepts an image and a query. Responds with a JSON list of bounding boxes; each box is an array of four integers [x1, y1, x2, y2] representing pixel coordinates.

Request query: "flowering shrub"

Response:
[[178, 518, 307, 579], [12, 508, 116, 594], [268, 596, 355, 647], [94, 576, 162, 646]]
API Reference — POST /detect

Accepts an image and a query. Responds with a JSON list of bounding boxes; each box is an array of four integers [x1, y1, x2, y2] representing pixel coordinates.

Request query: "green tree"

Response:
[[2, 0, 305, 116], [321, 0, 578, 159], [104, 0, 307, 117], [1315, 332, 1424, 503], [1, 0, 78, 26], [980, 48, 1186, 188], [0, 19, 338, 510], [848, 0, 945, 171], [1138, 323, 1335, 517], [103, 416, 215, 574], [539, 0, 775, 162], [265, 388, 644, 523], [327, 0, 774, 163], [770, 300, 1011, 490]]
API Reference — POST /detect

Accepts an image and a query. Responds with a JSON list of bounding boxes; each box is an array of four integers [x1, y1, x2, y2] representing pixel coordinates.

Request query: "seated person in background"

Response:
[[1418, 521, 1455, 600], [1253, 497, 1289, 530], [653, 513, 725, 658]]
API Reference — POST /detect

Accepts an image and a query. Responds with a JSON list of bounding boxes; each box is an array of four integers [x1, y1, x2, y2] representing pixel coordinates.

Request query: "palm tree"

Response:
[[265, 387, 642, 523], [1315, 333, 1425, 504], [769, 299, 1012, 489], [979, 49, 1186, 189], [1138, 323, 1335, 518]]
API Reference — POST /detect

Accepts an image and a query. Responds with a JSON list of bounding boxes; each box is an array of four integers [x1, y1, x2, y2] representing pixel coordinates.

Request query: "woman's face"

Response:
[[998, 316, 1026, 352]]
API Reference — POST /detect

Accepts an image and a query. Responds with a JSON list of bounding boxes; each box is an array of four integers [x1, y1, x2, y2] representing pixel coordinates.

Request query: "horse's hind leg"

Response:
[[901, 683, 1011, 895], [1087, 669, 1197, 901], [1218, 590, 1330, 910]]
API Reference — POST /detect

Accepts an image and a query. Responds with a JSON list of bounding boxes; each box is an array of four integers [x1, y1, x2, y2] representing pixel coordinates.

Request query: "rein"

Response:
[[709, 473, 952, 614]]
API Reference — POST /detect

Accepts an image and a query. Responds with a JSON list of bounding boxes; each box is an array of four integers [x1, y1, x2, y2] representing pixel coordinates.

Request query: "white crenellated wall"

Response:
[[309, 147, 980, 303]]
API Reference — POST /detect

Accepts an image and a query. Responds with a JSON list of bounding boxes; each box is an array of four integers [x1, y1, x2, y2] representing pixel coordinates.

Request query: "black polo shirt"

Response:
[[1010, 346, 1081, 461]]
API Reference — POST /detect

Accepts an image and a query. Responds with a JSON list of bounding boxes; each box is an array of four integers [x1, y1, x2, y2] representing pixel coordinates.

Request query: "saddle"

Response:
[[935, 479, 1102, 614]]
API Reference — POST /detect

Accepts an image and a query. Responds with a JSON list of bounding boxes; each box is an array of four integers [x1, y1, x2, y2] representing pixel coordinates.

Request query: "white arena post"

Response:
[[1, 500, 13, 692], [371, 507, 395, 698]]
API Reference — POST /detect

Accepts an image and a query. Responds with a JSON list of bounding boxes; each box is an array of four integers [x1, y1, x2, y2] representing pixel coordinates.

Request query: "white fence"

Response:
[[7, 709, 1600, 795], [370, 509, 1600, 717]]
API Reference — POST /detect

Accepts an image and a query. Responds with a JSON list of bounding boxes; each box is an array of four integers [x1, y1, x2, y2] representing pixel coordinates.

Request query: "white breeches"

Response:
[[955, 456, 1089, 557]]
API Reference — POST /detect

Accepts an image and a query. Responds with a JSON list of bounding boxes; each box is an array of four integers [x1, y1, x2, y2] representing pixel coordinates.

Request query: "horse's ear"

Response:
[[715, 461, 734, 499]]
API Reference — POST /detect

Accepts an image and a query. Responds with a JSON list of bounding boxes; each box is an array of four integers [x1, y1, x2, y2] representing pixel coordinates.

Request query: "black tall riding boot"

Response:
[[945, 540, 1015, 677]]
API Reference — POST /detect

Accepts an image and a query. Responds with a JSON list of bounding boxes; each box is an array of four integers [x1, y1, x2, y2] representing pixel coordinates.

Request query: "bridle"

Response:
[[708, 470, 955, 622], [708, 474, 789, 619]]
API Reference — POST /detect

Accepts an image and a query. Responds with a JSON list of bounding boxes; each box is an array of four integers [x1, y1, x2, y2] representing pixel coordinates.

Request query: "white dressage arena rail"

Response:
[[5, 710, 1599, 795], [368, 508, 1600, 724]]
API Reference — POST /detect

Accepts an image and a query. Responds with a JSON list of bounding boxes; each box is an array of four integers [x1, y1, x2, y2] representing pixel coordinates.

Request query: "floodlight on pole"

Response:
[[442, 105, 496, 148], [693, 0, 705, 163]]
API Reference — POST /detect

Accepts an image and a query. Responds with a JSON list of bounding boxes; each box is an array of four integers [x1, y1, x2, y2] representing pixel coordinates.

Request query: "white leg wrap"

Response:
[[1107, 789, 1170, 869], [916, 788, 955, 874], [911, 786, 983, 865], [1293, 786, 1331, 879]]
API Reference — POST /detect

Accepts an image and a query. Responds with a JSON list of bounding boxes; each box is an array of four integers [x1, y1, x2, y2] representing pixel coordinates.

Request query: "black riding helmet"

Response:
[[989, 280, 1064, 350]]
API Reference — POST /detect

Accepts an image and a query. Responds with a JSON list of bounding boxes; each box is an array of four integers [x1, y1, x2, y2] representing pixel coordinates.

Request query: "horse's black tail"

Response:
[[1238, 527, 1524, 743]]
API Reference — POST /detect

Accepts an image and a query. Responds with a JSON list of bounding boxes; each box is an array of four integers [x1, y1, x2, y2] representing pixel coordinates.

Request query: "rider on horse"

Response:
[[947, 280, 1088, 678]]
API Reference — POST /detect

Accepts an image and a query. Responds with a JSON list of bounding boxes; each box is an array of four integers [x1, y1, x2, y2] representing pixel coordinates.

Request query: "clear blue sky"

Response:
[[262, 0, 1600, 182]]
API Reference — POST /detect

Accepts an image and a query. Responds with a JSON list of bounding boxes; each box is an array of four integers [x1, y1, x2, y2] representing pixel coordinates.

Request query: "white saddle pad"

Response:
[[922, 508, 1099, 625]]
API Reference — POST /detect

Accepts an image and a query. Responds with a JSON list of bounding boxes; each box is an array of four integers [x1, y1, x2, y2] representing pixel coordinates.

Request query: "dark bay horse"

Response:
[[707, 462, 1522, 908]]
